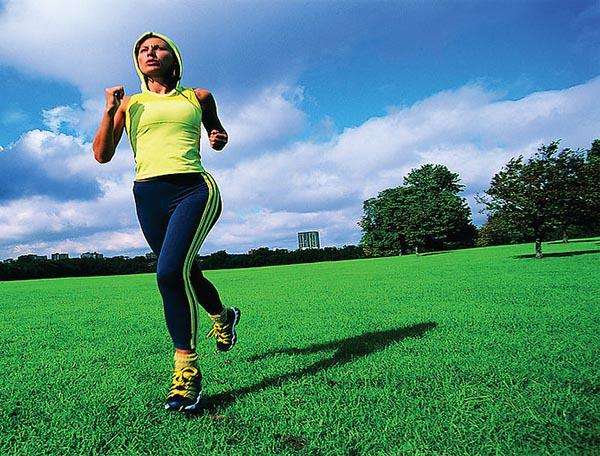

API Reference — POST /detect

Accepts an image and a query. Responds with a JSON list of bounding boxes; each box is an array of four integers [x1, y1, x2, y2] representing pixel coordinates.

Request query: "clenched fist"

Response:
[[104, 85, 125, 116], [209, 129, 228, 150]]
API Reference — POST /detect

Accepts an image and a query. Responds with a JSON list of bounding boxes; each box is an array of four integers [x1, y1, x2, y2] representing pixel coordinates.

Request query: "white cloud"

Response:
[[42, 106, 79, 133], [1, 109, 27, 125], [0, 0, 310, 98], [216, 85, 306, 153], [0, 174, 135, 242], [210, 77, 600, 250], [0, 0, 174, 96], [2, 77, 600, 258], [0, 172, 143, 258], [0, 80, 307, 257], [208, 207, 360, 253], [9, 228, 147, 258], [44, 84, 307, 155], [0, 128, 133, 201], [42, 98, 108, 138]]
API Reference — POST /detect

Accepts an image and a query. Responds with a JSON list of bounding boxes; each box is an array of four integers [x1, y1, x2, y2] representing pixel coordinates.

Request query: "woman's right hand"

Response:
[[104, 85, 125, 116]]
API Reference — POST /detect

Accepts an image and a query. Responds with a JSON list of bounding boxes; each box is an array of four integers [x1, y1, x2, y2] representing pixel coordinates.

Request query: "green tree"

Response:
[[358, 187, 409, 256], [401, 164, 475, 254], [476, 141, 588, 258], [548, 146, 587, 242], [359, 164, 475, 256], [583, 139, 600, 233], [475, 209, 534, 247]]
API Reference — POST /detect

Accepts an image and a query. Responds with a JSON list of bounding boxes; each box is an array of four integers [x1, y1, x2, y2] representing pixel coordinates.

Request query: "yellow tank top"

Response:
[[125, 87, 204, 180]]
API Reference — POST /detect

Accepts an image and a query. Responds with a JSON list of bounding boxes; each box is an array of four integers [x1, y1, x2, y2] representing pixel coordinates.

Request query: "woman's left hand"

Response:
[[209, 129, 228, 150]]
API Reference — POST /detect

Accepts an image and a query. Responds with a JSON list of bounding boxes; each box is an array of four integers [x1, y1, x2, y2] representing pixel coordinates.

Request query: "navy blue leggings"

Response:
[[133, 171, 223, 351]]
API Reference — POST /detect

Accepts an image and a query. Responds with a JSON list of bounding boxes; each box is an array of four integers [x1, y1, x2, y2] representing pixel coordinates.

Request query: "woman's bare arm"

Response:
[[93, 86, 128, 163], [195, 88, 228, 151]]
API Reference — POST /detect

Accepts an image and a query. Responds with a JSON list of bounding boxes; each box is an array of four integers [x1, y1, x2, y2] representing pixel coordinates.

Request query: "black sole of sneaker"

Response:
[[183, 396, 203, 413], [164, 392, 203, 413]]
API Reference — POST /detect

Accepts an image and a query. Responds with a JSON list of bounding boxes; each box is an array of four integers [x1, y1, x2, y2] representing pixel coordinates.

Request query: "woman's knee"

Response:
[[156, 263, 185, 289]]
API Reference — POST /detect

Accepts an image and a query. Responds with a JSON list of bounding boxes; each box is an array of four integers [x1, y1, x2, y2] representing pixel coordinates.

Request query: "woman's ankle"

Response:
[[173, 349, 198, 369]]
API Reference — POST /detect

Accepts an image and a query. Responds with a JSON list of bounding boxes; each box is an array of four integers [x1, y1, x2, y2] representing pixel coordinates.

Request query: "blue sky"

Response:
[[2, 0, 598, 145], [0, 0, 599, 258]]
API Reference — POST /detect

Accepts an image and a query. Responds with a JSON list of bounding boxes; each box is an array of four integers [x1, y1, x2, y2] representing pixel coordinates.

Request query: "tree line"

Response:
[[2, 138, 597, 280], [359, 139, 600, 258], [0, 245, 365, 281]]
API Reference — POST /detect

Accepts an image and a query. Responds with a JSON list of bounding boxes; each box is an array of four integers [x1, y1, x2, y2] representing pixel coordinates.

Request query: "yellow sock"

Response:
[[174, 351, 198, 370]]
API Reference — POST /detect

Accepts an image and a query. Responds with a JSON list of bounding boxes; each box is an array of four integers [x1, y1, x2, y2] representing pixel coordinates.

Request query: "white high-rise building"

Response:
[[298, 231, 320, 250]]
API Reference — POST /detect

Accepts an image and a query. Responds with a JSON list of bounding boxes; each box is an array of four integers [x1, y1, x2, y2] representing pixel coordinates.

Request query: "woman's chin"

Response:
[[143, 68, 163, 77]]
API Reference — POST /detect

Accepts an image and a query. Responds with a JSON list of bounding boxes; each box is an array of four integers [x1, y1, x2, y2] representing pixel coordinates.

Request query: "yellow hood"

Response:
[[132, 31, 184, 93]]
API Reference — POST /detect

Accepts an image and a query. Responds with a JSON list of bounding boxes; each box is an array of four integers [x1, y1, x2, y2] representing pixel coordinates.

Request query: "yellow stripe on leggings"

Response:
[[182, 171, 221, 350], [183, 174, 213, 350], [182, 173, 217, 350], [185, 172, 221, 348], [182, 172, 218, 349]]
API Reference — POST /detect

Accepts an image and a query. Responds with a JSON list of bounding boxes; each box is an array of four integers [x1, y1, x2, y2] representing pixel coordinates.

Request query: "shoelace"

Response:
[[168, 366, 199, 399], [206, 319, 232, 344]]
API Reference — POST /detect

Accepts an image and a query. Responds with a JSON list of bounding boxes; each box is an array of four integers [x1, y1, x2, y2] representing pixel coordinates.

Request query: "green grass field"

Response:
[[1, 239, 599, 455]]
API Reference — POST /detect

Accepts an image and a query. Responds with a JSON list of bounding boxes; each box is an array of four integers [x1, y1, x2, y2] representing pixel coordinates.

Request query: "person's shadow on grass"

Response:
[[197, 321, 437, 415], [514, 249, 600, 259]]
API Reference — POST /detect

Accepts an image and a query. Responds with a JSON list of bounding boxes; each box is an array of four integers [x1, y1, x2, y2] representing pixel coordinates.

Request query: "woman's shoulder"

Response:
[[192, 87, 213, 103], [121, 92, 149, 110], [124, 93, 141, 103]]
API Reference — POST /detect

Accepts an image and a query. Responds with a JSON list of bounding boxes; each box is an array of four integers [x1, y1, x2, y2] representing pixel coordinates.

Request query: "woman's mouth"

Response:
[[146, 60, 159, 65]]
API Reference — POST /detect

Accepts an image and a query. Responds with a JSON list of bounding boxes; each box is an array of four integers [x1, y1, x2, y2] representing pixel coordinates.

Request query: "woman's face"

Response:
[[136, 37, 176, 79]]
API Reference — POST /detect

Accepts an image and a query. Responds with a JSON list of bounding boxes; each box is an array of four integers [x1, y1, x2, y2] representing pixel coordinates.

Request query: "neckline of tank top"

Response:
[[145, 87, 181, 97]]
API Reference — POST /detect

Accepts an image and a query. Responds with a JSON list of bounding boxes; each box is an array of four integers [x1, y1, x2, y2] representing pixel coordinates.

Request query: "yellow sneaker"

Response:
[[206, 307, 241, 351], [164, 366, 202, 412]]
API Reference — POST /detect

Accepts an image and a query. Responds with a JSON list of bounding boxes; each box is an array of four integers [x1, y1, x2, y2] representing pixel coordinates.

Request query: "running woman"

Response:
[[92, 31, 240, 413]]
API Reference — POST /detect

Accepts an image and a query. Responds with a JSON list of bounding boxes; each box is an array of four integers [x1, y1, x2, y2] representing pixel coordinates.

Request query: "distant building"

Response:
[[145, 252, 157, 260], [298, 231, 320, 250], [51, 253, 69, 261], [80, 252, 104, 259], [18, 254, 47, 261]]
